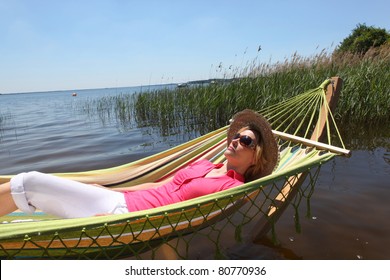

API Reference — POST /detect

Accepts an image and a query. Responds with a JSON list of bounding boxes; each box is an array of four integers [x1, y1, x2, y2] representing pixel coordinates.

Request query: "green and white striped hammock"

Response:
[[0, 77, 349, 259]]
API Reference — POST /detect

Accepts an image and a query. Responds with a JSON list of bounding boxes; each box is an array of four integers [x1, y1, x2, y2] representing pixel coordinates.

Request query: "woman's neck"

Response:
[[226, 162, 247, 176]]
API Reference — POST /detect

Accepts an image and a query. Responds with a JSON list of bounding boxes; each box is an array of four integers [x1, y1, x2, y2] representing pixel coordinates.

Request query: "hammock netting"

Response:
[[0, 77, 348, 259]]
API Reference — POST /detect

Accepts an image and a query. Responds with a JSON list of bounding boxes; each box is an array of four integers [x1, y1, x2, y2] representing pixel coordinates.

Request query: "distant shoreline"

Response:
[[0, 78, 238, 96], [0, 83, 176, 96]]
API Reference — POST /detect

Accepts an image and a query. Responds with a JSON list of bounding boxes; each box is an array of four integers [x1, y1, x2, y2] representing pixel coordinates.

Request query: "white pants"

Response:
[[10, 171, 129, 218]]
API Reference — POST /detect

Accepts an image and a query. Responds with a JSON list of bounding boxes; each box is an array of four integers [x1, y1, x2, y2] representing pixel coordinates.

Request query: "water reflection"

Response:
[[338, 122, 390, 150]]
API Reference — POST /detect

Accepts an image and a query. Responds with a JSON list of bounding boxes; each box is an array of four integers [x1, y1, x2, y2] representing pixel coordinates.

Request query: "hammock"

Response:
[[0, 77, 349, 259]]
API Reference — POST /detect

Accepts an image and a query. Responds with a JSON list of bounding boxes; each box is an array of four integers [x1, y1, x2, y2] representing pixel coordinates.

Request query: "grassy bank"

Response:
[[79, 45, 390, 144], [132, 45, 389, 133]]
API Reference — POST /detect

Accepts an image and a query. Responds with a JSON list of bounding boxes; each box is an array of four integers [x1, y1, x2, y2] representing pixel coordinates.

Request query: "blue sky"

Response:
[[0, 0, 389, 94]]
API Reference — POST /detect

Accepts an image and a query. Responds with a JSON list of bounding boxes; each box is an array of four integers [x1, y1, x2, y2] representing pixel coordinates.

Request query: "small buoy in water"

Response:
[[72, 92, 77, 96]]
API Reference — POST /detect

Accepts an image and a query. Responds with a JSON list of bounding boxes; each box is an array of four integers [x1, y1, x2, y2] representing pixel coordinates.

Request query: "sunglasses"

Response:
[[232, 133, 256, 148]]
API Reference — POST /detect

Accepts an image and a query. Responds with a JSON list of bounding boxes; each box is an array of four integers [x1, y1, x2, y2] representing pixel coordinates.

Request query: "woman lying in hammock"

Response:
[[0, 110, 279, 219]]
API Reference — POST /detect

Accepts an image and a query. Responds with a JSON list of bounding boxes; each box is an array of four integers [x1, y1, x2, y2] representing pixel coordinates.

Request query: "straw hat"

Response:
[[227, 109, 279, 179]]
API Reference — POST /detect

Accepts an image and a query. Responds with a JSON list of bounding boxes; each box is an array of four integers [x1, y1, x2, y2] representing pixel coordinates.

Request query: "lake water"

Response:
[[0, 87, 389, 259]]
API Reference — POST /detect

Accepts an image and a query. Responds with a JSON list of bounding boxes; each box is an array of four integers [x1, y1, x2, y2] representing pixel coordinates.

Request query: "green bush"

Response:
[[335, 23, 390, 55]]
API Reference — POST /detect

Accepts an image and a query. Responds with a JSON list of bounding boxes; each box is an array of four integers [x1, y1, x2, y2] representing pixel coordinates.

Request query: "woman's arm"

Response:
[[91, 177, 172, 192], [112, 181, 167, 192]]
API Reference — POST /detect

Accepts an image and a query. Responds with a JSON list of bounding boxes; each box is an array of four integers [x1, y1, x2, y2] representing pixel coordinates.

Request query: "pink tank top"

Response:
[[124, 160, 245, 211]]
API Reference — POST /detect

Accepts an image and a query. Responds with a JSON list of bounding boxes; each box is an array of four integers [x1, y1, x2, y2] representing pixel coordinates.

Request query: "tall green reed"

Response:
[[76, 44, 390, 143]]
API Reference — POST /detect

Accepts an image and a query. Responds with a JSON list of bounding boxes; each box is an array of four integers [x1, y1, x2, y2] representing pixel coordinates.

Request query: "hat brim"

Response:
[[227, 109, 279, 179]]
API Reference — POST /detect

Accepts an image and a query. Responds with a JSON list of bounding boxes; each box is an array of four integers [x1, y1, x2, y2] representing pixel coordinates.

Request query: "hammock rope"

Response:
[[0, 77, 348, 259]]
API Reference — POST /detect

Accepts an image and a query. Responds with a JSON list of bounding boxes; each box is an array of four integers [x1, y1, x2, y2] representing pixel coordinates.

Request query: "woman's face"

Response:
[[224, 129, 257, 168]]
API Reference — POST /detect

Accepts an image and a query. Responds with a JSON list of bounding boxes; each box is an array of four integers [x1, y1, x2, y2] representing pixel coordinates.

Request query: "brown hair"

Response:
[[237, 126, 267, 182]]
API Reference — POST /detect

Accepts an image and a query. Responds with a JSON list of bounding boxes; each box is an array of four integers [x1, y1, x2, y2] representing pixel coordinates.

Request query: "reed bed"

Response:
[[77, 44, 390, 143]]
